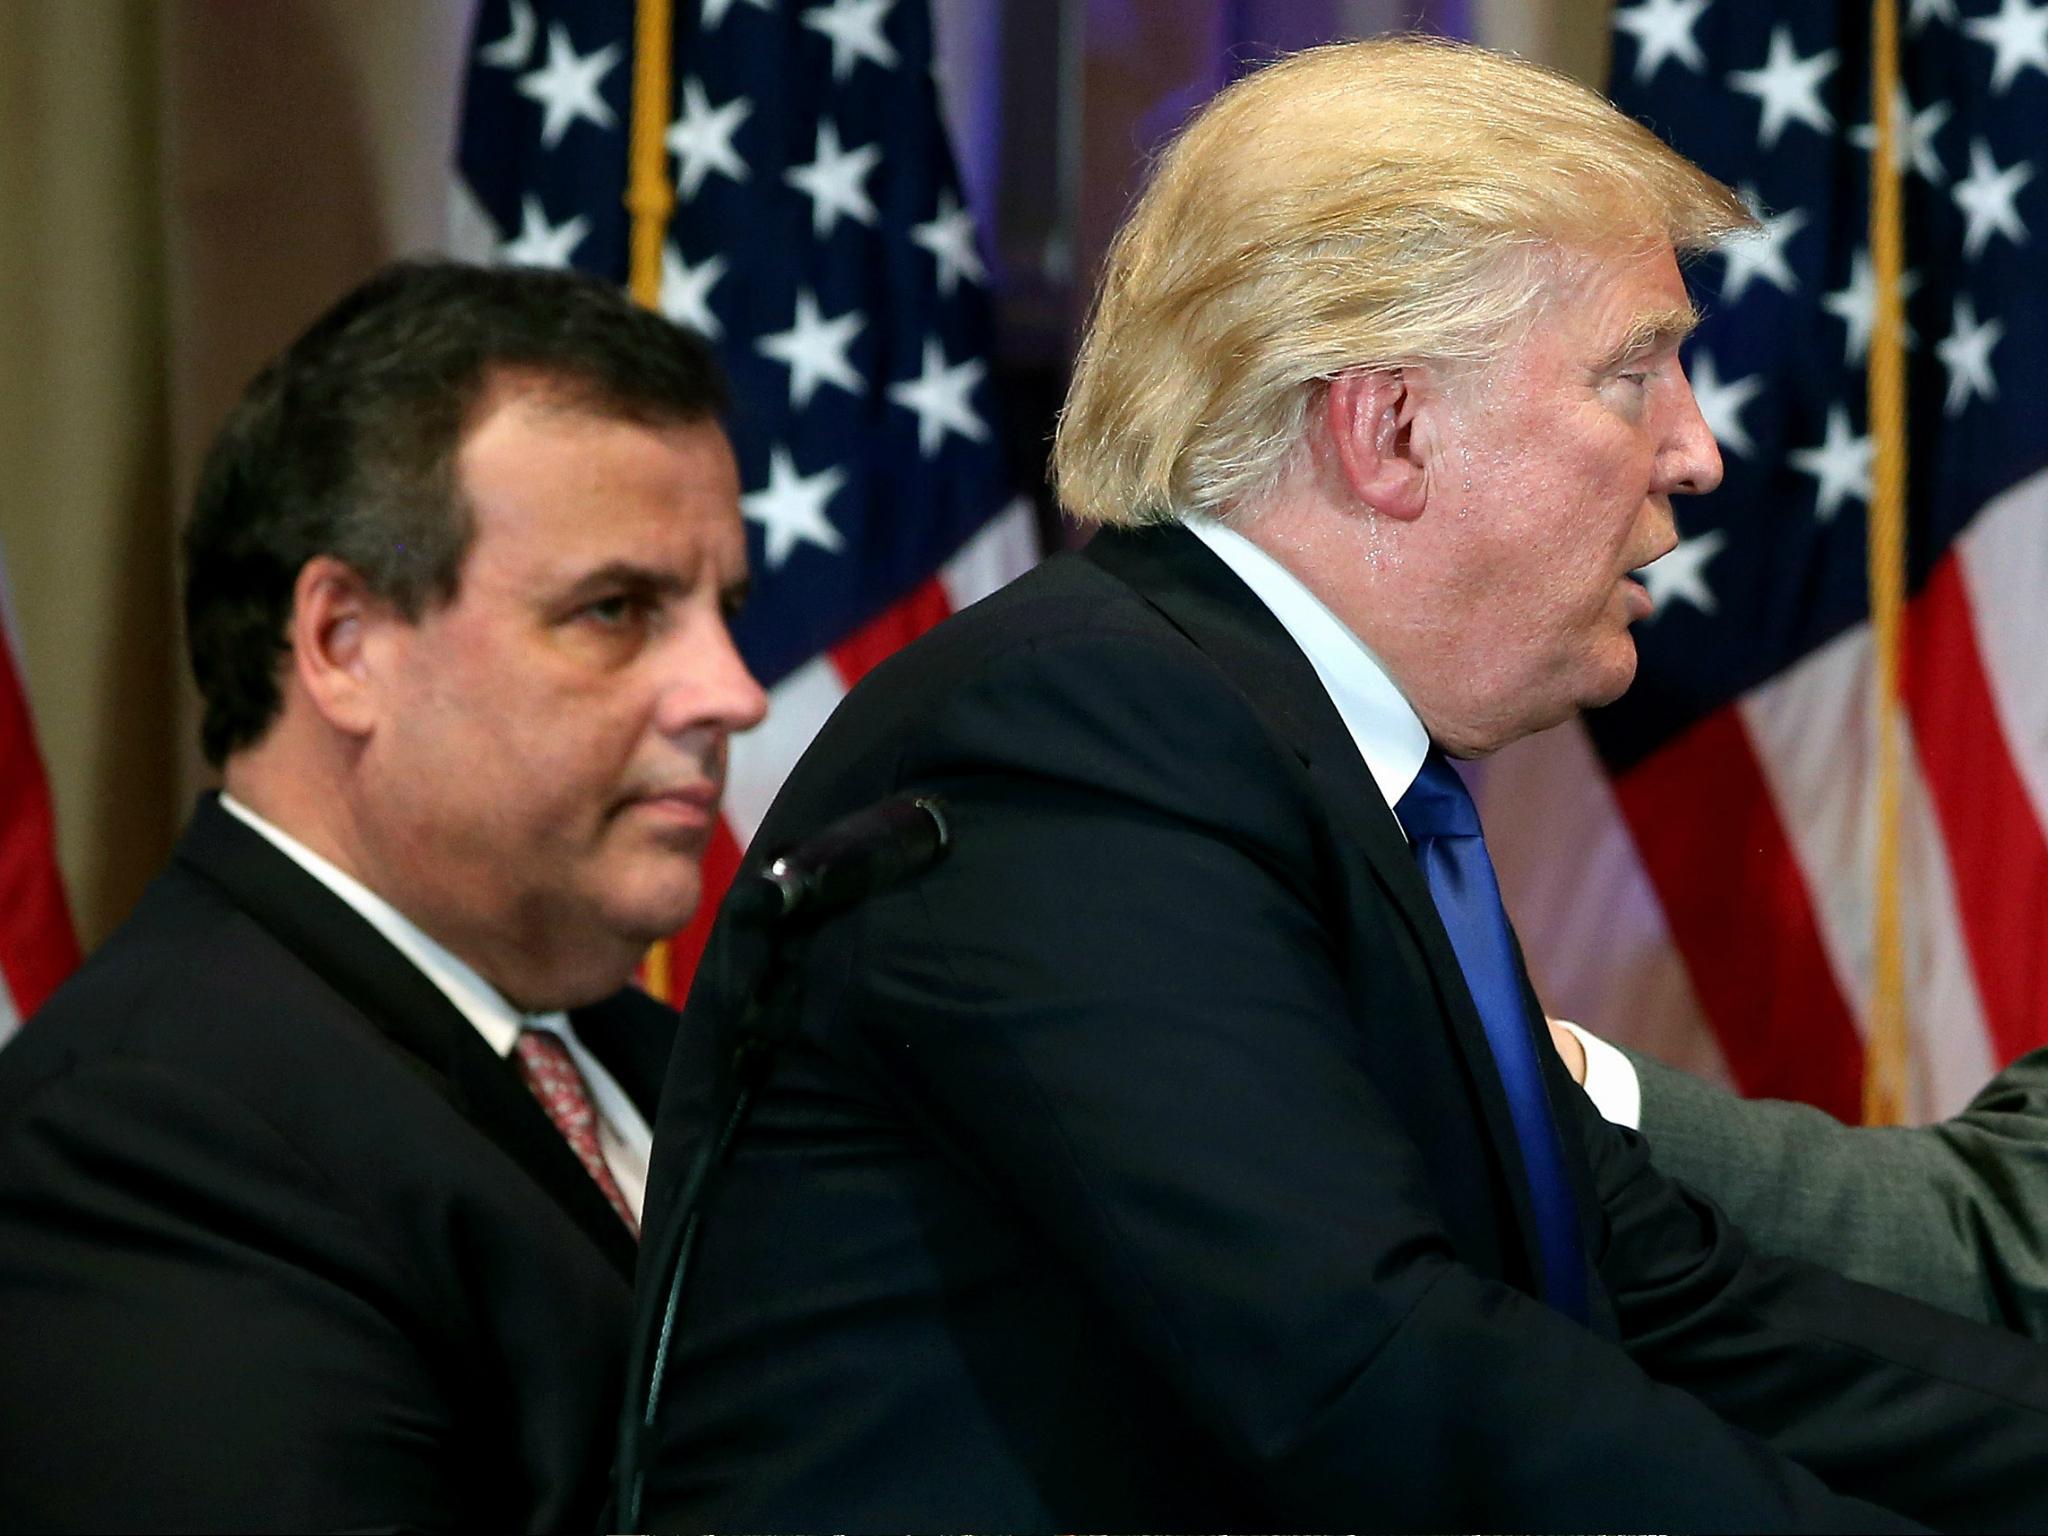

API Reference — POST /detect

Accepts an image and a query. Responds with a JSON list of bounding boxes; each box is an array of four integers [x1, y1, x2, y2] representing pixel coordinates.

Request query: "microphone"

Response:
[[614, 789, 953, 1526], [727, 792, 951, 928]]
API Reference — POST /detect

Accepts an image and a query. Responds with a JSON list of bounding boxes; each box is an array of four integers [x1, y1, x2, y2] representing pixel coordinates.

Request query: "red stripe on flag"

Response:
[[1612, 708, 1864, 1118], [1904, 553, 2048, 1068], [0, 638, 78, 1018], [829, 578, 954, 690], [659, 817, 744, 1008]]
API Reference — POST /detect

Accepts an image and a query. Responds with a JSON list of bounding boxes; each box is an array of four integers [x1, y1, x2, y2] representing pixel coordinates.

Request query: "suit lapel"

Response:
[[175, 796, 640, 1277], [1082, 526, 1552, 1287]]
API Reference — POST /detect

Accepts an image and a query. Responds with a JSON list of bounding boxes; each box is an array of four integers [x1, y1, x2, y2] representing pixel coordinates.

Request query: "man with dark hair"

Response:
[[0, 260, 766, 1532]]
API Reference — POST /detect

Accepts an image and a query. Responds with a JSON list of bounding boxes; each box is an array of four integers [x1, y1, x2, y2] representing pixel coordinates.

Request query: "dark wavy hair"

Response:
[[183, 259, 728, 766]]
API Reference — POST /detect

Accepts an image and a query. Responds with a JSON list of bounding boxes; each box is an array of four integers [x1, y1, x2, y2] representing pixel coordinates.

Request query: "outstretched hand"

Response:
[[1547, 1019, 1587, 1086]]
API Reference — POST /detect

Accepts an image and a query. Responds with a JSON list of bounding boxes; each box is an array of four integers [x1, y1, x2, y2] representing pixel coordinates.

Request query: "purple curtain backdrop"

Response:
[[927, 0, 1477, 536], [1114, 0, 1474, 174]]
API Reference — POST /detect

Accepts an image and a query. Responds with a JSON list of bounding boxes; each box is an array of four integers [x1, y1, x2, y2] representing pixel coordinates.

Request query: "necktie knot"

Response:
[[1396, 751, 1483, 841]]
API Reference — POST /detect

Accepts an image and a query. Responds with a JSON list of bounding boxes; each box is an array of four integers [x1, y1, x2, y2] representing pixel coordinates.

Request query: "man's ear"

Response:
[[287, 556, 391, 740], [1320, 367, 1429, 521]]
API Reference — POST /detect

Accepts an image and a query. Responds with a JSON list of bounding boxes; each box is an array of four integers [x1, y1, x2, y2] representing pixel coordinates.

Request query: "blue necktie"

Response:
[[1397, 751, 1588, 1322]]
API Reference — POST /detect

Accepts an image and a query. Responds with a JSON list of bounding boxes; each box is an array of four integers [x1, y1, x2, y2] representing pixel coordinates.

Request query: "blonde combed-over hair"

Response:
[[1052, 37, 1754, 527]]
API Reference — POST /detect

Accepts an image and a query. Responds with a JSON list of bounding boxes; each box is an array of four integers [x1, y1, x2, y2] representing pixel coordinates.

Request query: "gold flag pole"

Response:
[[628, 0, 678, 999], [1863, 0, 1910, 1125], [625, 0, 676, 309]]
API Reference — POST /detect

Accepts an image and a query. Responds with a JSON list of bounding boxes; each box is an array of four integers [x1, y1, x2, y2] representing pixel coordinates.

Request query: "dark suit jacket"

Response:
[[0, 795, 675, 1534], [1633, 1044, 2048, 1334], [632, 524, 2048, 1531]]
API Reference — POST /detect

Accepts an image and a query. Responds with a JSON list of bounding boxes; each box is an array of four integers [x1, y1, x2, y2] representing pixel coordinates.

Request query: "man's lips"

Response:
[[1621, 573, 1654, 621], [624, 783, 723, 832], [1625, 532, 1677, 621]]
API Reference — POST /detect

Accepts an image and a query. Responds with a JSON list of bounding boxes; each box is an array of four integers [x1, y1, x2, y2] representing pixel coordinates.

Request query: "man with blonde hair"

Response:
[[630, 39, 2048, 1530]]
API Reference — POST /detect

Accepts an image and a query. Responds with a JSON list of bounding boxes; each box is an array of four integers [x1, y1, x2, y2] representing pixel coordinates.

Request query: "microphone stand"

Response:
[[613, 793, 950, 1528]]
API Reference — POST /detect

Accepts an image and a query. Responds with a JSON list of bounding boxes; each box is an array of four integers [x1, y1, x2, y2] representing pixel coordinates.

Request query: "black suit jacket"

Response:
[[633, 524, 2048, 1532], [0, 795, 675, 1533]]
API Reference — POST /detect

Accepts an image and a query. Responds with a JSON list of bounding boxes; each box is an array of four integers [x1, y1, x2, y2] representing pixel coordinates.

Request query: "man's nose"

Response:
[[656, 614, 768, 740], [1663, 368, 1725, 497]]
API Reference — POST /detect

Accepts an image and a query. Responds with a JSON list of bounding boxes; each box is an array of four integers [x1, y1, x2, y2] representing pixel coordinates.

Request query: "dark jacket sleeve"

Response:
[[1632, 1043, 2048, 1332], [815, 631, 2048, 1531], [0, 1053, 470, 1535], [1575, 1077, 2048, 1530]]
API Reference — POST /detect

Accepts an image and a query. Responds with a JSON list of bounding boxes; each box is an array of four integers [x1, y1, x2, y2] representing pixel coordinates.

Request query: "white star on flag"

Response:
[[743, 447, 847, 567], [1727, 26, 1838, 148], [1910, 0, 1959, 28], [1788, 405, 1874, 522], [659, 245, 728, 340], [1937, 296, 2005, 416], [911, 192, 987, 295], [1639, 528, 1727, 617], [667, 79, 752, 199], [1613, 0, 1713, 83], [803, 0, 901, 82], [1822, 248, 1922, 365], [515, 22, 620, 150], [702, 0, 774, 27], [1719, 189, 1808, 302], [1964, 0, 2048, 92], [480, 0, 536, 68], [1850, 86, 1952, 184], [888, 336, 989, 457], [1687, 351, 1765, 459], [499, 194, 590, 268], [785, 120, 883, 238], [758, 291, 867, 409], [1952, 138, 2034, 259]]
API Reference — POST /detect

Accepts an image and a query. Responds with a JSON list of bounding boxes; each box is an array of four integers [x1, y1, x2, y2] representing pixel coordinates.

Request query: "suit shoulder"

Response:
[[7, 860, 257, 1062], [816, 550, 1268, 758], [3, 860, 424, 1149]]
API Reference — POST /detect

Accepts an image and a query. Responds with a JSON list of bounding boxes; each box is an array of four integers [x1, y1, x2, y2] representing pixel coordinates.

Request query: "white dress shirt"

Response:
[[218, 793, 654, 1217], [1187, 518, 1429, 810], [1552, 1018, 1644, 1128]]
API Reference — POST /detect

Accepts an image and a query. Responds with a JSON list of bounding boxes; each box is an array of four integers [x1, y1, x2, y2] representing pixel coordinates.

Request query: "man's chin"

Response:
[[606, 878, 709, 950], [1580, 639, 1640, 711]]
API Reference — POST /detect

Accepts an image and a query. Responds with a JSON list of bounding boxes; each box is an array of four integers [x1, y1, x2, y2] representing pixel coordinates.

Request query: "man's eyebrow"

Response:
[[556, 561, 687, 601], [1595, 304, 1702, 372]]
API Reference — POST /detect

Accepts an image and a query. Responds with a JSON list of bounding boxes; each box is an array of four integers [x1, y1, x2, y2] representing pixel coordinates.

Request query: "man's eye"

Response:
[[581, 594, 644, 627]]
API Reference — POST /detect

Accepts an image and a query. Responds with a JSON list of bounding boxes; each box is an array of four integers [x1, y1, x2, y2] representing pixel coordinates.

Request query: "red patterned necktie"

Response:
[[513, 1028, 638, 1237]]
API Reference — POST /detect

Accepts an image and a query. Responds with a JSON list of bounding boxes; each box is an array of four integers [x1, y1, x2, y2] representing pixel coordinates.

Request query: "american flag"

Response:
[[1472, 0, 2048, 1121], [451, 0, 1037, 996], [0, 552, 79, 1038]]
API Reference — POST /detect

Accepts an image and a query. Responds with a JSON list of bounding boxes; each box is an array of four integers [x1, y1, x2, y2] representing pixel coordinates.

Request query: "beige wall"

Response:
[[0, 0, 176, 946], [2, 0, 1607, 947], [2, 0, 470, 946]]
